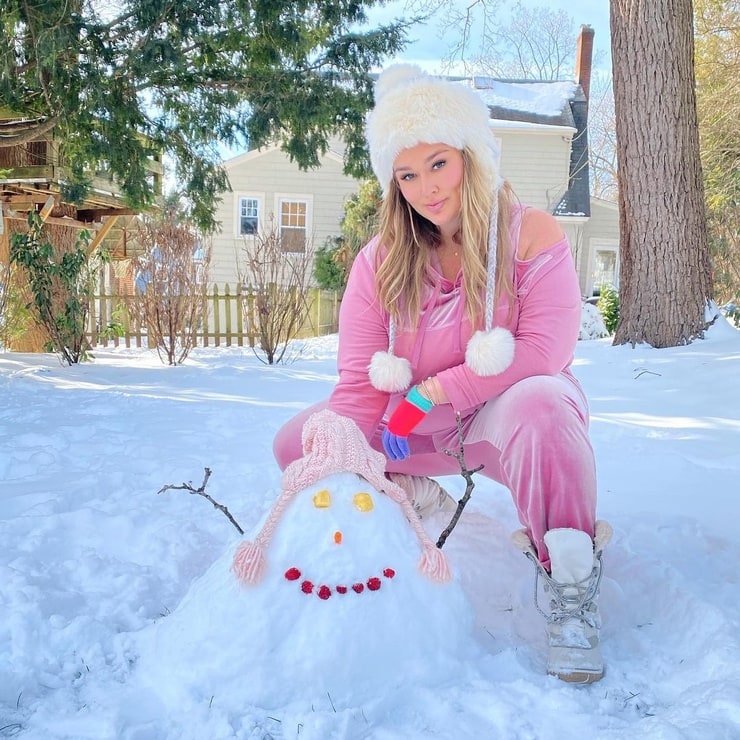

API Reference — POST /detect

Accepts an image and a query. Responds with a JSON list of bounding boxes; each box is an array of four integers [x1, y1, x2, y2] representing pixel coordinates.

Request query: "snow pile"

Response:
[[137, 470, 475, 711]]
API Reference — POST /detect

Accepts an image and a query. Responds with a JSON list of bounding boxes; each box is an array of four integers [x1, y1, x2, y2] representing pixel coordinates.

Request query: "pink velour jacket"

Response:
[[327, 205, 584, 441]]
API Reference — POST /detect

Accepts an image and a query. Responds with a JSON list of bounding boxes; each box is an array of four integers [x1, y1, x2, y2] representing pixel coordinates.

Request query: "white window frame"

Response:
[[235, 194, 263, 238], [274, 194, 312, 254], [589, 244, 620, 297]]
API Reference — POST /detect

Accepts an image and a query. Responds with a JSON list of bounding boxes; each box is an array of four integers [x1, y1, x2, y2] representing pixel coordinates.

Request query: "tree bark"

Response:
[[610, 0, 713, 347]]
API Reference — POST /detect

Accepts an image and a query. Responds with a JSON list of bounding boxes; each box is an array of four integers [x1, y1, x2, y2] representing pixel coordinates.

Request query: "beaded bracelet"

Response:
[[419, 378, 436, 406]]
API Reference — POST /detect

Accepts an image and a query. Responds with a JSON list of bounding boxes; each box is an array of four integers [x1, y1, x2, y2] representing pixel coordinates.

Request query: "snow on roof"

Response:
[[463, 78, 578, 118]]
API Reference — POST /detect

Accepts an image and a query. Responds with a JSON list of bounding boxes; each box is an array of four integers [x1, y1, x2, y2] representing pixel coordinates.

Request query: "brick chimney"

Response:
[[575, 24, 595, 104]]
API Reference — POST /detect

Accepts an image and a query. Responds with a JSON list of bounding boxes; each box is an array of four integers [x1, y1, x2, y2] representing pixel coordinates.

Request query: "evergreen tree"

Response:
[[312, 178, 382, 291], [0, 1, 411, 231]]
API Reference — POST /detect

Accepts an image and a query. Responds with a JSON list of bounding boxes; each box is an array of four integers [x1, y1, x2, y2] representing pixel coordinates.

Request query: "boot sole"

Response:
[[549, 668, 604, 684]]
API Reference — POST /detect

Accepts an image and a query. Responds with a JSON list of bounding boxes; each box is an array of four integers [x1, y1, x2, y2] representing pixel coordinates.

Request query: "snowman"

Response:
[[138, 410, 477, 711]]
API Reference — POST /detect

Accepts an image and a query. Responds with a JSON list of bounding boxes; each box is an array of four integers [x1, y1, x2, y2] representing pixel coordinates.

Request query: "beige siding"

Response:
[[559, 220, 590, 297], [495, 125, 574, 211], [582, 199, 620, 296], [210, 146, 358, 287]]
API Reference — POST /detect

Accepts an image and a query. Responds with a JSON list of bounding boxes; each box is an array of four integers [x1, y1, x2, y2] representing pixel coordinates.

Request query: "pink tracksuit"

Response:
[[273, 205, 597, 567]]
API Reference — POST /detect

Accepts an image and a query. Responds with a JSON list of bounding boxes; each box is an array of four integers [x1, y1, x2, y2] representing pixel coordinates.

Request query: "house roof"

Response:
[[459, 76, 591, 218], [222, 143, 345, 170]]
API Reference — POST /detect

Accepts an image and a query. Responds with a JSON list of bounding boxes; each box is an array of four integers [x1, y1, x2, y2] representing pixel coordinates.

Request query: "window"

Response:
[[591, 246, 619, 296], [238, 197, 260, 236], [279, 199, 307, 253]]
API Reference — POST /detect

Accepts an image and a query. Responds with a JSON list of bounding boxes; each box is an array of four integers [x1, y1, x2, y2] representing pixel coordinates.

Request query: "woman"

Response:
[[273, 64, 611, 683]]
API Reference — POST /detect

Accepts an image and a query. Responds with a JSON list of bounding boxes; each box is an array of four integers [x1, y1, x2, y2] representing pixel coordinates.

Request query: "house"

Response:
[[209, 144, 358, 288], [210, 25, 619, 299]]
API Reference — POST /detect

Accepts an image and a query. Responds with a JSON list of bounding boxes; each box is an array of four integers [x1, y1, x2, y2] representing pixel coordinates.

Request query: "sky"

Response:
[[371, 0, 613, 75], [2, 308, 740, 739]]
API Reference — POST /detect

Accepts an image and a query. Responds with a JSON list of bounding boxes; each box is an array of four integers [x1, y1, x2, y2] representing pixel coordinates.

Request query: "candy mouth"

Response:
[[284, 566, 396, 600]]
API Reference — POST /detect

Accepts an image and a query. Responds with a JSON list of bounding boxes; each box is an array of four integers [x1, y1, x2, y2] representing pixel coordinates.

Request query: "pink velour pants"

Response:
[[272, 373, 597, 569]]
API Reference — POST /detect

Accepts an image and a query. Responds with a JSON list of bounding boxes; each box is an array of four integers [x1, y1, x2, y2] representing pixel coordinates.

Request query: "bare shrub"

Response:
[[239, 219, 315, 365], [130, 210, 210, 365]]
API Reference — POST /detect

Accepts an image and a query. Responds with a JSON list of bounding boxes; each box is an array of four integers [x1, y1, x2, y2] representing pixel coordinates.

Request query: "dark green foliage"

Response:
[[313, 239, 347, 291], [0, 1, 413, 231], [313, 178, 382, 290], [597, 283, 620, 335], [341, 178, 382, 255], [9, 212, 107, 364]]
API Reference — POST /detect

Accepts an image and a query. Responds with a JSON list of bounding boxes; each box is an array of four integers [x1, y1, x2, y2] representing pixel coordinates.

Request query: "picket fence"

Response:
[[90, 284, 341, 349]]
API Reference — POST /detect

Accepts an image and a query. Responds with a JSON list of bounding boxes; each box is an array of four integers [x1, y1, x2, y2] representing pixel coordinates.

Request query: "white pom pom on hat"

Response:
[[465, 326, 515, 375], [369, 349, 412, 394]]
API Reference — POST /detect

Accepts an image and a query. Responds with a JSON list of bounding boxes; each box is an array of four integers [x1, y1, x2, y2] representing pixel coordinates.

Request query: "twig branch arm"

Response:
[[157, 467, 245, 535]]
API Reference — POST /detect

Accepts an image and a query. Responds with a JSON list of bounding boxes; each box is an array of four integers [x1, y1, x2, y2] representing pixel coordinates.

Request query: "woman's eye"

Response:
[[399, 172, 415, 182], [432, 159, 446, 170]]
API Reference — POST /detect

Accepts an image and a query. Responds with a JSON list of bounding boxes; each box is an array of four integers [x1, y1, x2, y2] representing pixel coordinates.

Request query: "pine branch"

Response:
[[436, 413, 483, 549], [157, 467, 244, 535]]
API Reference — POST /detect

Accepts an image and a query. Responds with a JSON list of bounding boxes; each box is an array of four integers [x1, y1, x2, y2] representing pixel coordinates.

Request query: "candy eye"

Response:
[[353, 492, 374, 512], [313, 489, 331, 508]]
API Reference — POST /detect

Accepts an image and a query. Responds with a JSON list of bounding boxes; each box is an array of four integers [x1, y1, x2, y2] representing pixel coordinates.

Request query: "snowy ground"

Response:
[[2, 317, 739, 740]]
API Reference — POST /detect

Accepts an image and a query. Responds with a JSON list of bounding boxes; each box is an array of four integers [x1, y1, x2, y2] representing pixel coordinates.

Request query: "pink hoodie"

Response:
[[327, 205, 584, 440]]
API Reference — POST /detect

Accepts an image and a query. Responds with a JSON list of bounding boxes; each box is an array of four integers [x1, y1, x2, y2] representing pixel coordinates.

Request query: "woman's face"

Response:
[[392, 143, 464, 238]]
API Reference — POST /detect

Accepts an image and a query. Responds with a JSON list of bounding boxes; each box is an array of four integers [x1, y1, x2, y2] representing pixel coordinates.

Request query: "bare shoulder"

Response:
[[516, 207, 565, 260]]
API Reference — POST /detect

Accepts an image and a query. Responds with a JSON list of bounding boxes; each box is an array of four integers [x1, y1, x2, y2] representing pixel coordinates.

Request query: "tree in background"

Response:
[[694, 0, 740, 307], [240, 220, 315, 365], [313, 178, 382, 291], [9, 212, 105, 364], [0, 0, 412, 231], [587, 72, 618, 202], [461, 3, 576, 79], [0, 255, 27, 349], [130, 204, 210, 365], [313, 238, 348, 292], [610, 0, 712, 347]]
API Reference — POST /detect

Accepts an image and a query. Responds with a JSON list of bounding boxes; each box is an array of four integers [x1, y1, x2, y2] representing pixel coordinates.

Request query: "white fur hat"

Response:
[[366, 64, 500, 193]]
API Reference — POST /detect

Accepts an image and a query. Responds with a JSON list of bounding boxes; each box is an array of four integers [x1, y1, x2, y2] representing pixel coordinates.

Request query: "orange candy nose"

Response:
[[334, 531, 343, 545]]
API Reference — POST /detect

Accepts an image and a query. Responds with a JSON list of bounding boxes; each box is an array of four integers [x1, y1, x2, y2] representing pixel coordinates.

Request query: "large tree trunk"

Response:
[[610, 0, 713, 347]]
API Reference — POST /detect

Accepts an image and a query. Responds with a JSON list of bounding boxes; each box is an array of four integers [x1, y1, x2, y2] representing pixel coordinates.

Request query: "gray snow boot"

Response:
[[512, 521, 613, 684], [387, 473, 457, 520]]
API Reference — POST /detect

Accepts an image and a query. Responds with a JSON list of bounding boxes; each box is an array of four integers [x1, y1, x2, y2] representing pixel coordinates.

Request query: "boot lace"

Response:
[[523, 549, 604, 629]]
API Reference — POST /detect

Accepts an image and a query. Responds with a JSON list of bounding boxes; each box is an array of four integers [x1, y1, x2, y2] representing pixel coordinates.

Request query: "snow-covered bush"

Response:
[[579, 301, 609, 340]]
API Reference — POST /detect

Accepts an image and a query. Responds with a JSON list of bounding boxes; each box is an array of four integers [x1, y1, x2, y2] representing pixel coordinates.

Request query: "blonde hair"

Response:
[[375, 148, 516, 330]]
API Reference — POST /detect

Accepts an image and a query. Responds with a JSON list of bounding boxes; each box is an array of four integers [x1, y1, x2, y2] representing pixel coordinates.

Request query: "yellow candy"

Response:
[[353, 492, 374, 512], [313, 489, 331, 508]]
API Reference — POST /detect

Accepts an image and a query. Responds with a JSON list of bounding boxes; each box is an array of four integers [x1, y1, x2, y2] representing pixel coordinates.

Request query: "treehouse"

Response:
[[0, 110, 163, 350]]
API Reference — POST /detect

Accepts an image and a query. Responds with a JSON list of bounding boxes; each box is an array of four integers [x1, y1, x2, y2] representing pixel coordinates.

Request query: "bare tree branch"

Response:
[[436, 413, 483, 548], [239, 217, 316, 365], [157, 467, 245, 535], [129, 208, 211, 365]]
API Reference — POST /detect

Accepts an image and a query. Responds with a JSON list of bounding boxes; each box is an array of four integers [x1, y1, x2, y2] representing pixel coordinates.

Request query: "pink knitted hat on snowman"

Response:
[[233, 409, 452, 584]]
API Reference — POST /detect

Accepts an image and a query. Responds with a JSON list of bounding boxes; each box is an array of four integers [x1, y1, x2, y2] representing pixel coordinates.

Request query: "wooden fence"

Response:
[[89, 284, 341, 349]]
